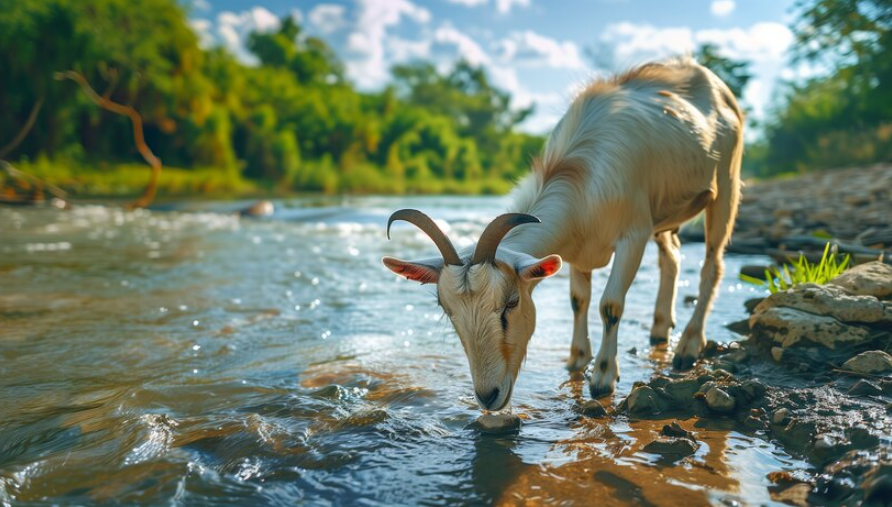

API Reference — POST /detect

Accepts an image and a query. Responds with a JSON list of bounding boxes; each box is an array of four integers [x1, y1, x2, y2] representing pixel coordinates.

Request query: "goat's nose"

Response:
[[476, 388, 500, 408]]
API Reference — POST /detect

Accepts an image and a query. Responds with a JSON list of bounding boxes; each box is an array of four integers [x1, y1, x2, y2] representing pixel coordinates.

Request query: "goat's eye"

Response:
[[501, 298, 518, 331]]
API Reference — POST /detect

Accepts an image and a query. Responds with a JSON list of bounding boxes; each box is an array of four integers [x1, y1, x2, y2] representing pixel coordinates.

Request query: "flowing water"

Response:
[[0, 197, 810, 506]]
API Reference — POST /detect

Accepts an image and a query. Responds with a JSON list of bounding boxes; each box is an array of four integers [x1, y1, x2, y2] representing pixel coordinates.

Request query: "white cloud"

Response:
[[496, 0, 530, 14], [444, 0, 489, 6], [597, 21, 795, 122], [344, 0, 431, 86], [496, 30, 585, 69], [215, 7, 282, 63], [308, 4, 347, 35], [432, 24, 490, 66], [696, 22, 793, 60], [190, 18, 214, 48], [710, 0, 736, 17]]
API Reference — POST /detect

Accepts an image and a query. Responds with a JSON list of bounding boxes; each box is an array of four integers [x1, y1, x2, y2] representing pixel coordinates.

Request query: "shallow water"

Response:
[[0, 197, 809, 506]]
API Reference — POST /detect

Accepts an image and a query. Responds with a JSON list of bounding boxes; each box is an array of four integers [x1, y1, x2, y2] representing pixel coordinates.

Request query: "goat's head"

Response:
[[382, 209, 561, 411]]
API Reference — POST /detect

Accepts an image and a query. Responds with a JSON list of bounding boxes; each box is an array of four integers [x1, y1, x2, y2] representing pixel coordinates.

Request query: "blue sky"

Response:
[[188, 0, 805, 134]]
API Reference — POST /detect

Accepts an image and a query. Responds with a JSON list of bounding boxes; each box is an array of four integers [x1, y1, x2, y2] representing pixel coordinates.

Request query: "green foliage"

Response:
[[0, 0, 545, 197], [740, 243, 851, 293], [753, 0, 892, 177]]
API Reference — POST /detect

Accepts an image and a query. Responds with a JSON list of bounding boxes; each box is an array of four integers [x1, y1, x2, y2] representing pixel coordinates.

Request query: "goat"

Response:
[[383, 57, 743, 409]]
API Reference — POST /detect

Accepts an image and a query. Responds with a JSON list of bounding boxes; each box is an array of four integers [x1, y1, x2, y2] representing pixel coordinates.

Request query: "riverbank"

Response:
[[602, 261, 892, 506], [682, 163, 892, 264], [0, 159, 514, 204]]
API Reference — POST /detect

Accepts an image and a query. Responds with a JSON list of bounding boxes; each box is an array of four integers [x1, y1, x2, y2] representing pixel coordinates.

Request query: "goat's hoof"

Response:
[[649, 335, 668, 345], [589, 383, 615, 399], [672, 354, 696, 371]]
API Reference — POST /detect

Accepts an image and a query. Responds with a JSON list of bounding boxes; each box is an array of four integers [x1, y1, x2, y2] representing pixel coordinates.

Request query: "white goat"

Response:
[[384, 57, 743, 409]]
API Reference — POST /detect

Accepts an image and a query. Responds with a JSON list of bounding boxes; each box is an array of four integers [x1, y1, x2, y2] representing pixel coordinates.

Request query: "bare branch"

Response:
[[0, 98, 44, 159], [55, 70, 161, 209]]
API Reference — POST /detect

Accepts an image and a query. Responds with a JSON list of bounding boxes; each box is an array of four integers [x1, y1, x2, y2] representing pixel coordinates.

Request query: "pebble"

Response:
[[772, 408, 791, 425], [705, 387, 736, 413], [475, 413, 521, 434], [771, 346, 785, 362]]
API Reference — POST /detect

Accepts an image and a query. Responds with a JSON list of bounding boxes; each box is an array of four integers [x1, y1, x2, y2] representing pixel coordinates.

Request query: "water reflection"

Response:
[[0, 198, 809, 505]]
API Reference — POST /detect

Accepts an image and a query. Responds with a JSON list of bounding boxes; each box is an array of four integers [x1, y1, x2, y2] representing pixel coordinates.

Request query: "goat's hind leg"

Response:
[[650, 229, 680, 345], [567, 266, 593, 371], [589, 229, 649, 398], [674, 183, 740, 370]]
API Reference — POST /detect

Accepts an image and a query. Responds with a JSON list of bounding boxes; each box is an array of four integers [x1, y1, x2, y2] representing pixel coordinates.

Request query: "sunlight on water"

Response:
[[0, 197, 805, 505]]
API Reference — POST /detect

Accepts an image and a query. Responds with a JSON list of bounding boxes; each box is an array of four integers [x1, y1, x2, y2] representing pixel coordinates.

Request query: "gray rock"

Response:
[[842, 350, 892, 374], [749, 306, 870, 349], [239, 200, 275, 217], [754, 283, 890, 324], [643, 436, 699, 456], [744, 297, 765, 314], [663, 378, 702, 408], [475, 413, 521, 434], [705, 387, 736, 413], [830, 261, 892, 298], [580, 400, 608, 418], [660, 421, 694, 440], [625, 386, 662, 415]]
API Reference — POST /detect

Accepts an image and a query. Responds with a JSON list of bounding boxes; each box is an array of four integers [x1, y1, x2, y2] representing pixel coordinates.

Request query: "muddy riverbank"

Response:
[[607, 262, 892, 506]]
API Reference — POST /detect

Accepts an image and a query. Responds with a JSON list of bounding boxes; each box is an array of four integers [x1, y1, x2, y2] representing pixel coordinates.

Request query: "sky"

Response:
[[187, 0, 807, 134]]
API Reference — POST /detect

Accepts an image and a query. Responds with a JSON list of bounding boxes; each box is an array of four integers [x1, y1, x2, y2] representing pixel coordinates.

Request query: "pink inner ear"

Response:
[[538, 256, 561, 277], [522, 255, 561, 279], [383, 258, 439, 284]]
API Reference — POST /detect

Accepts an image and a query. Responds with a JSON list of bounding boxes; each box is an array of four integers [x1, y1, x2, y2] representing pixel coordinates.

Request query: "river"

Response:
[[0, 196, 809, 506]]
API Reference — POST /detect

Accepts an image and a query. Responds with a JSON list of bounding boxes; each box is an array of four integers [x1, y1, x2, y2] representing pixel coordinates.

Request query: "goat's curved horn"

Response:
[[471, 213, 540, 265], [387, 209, 463, 266]]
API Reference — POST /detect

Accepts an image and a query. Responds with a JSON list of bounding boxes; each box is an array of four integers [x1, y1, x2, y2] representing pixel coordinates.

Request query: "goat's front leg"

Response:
[[566, 266, 593, 371], [589, 230, 649, 398]]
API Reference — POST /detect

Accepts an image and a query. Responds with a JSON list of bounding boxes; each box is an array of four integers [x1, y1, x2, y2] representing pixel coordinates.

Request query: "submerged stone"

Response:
[[660, 421, 694, 440], [643, 436, 699, 456], [579, 399, 608, 418], [842, 350, 892, 374], [474, 413, 521, 434]]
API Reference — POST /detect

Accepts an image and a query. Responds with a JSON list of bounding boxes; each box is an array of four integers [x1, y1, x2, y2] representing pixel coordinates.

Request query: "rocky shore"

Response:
[[681, 164, 892, 265], [594, 262, 892, 506]]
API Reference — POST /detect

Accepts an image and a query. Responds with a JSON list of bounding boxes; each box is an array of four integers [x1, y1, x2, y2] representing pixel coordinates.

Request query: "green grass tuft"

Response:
[[740, 243, 851, 294]]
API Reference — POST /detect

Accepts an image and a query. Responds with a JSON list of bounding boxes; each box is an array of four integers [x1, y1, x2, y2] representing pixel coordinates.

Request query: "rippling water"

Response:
[[0, 197, 809, 506]]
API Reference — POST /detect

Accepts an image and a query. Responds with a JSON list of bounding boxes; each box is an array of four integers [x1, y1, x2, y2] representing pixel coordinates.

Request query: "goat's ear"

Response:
[[382, 256, 443, 284], [517, 254, 562, 281]]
